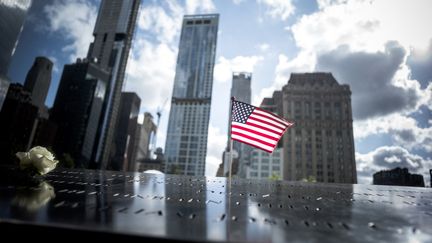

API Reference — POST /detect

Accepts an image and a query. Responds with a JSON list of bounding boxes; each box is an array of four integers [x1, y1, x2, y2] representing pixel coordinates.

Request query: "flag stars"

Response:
[[232, 101, 254, 124]]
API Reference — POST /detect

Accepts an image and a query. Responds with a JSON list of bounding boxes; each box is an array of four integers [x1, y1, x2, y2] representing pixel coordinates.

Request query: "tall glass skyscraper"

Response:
[[89, 0, 140, 168], [165, 14, 219, 176]]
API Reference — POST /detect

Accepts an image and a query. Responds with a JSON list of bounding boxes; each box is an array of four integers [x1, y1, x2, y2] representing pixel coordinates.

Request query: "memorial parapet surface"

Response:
[[0, 166, 431, 242]]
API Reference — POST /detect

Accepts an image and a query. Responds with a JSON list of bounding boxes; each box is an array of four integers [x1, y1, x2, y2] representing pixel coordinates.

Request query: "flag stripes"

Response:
[[230, 99, 294, 153]]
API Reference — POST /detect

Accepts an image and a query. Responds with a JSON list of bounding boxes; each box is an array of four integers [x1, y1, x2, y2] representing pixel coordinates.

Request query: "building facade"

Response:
[[0, 0, 31, 76], [247, 148, 283, 180], [134, 112, 157, 164], [0, 0, 32, 110], [111, 92, 140, 171], [0, 83, 38, 164], [51, 60, 109, 168], [373, 167, 425, 187], [222, 72, 252, 178], [165, 14, 219, 176], [23, 56, 53, 109], [281, 73, 357, 183], [0, 76, 9, 110], [89, 0, 140, 168]]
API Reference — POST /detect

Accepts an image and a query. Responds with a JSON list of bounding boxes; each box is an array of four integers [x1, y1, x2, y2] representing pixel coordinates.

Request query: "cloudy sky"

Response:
[[9, 0, 432, 184]]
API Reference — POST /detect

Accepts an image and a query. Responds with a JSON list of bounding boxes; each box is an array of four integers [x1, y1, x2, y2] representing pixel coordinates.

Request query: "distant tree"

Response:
[[269, 173, 282, 181], [302, 175, 317, 183]]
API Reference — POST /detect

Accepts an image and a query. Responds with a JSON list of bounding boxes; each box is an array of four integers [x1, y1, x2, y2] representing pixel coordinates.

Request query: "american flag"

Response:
[[231, 99, 294, 153]]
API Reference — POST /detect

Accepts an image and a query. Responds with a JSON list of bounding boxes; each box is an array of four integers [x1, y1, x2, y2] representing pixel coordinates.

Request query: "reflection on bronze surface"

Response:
[[12, 181, 55, 211]]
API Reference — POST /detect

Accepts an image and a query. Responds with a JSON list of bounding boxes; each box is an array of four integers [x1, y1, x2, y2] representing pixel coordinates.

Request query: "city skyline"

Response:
[[6, 0, 432, 183]]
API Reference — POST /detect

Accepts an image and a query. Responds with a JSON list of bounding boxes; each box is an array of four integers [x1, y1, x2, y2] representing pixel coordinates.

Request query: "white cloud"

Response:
[[293, 0, 432, 54], [258, 0, 295, 21], [257, 43, 270, 52], [356, 146, 430, 185], [125, 39, 176, 111], [185, 0, 216, 14], [214, 55, 264, 83], [44, 0, 98, 61], [205, 124, 227, 176], [408, 40, 432, 87], [4, 0, 31, 11], [138, 0, 216, 44], [253, 53, 314, 105], [268, 0, 432, 93], [354, 113, 432, 152], [47, 56, 59, 73], [232, 0, 246, 4], [138, 2, 183, 44], [316, 42, 428, 120]]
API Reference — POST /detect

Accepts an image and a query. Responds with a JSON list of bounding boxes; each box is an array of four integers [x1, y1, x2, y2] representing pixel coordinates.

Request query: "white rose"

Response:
[[16, 146, 59, 175]]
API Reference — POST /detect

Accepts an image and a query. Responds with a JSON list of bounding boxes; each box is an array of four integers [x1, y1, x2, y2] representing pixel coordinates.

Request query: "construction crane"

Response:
[[151, 98, 168, 155]]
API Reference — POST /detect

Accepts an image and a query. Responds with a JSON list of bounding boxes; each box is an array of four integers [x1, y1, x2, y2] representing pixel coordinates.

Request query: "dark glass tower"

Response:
[[111, 92, 140, 171], [89, 0, 140, 168], [0, 83, 37, 163], [165, 14, 219, 176], [24, 56, 53, 109], [51, 60, 109, 168]]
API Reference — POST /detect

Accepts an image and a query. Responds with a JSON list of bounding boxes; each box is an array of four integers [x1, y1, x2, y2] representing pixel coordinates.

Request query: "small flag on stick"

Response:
[[230, 97, 294, 153]]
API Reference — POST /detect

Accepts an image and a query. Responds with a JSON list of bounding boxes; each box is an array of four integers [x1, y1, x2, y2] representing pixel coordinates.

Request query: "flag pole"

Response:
[[228, 97, 235, 239], [229, 97, 235, 188], [229, 133, 233, 186]]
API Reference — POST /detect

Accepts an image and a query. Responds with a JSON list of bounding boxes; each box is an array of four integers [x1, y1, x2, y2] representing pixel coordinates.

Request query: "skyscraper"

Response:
[[222, 72, 252, 177], [0, 83, 38, 163], [0, 0, 32, 110], [111, 92, 140, 171], [50, 0, 140, 169], [24, 56, 52, 109], [165, 14, 219, 176], [282, 73, 357, 183], [0, 76, 9, 111], [0, 0, 31, 76], [51, 60, 109, 168], [89, 0, 140, 168]]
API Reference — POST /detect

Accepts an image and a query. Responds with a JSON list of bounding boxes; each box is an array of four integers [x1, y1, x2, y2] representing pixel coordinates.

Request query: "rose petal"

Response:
[[29, 146, 55, 161]]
